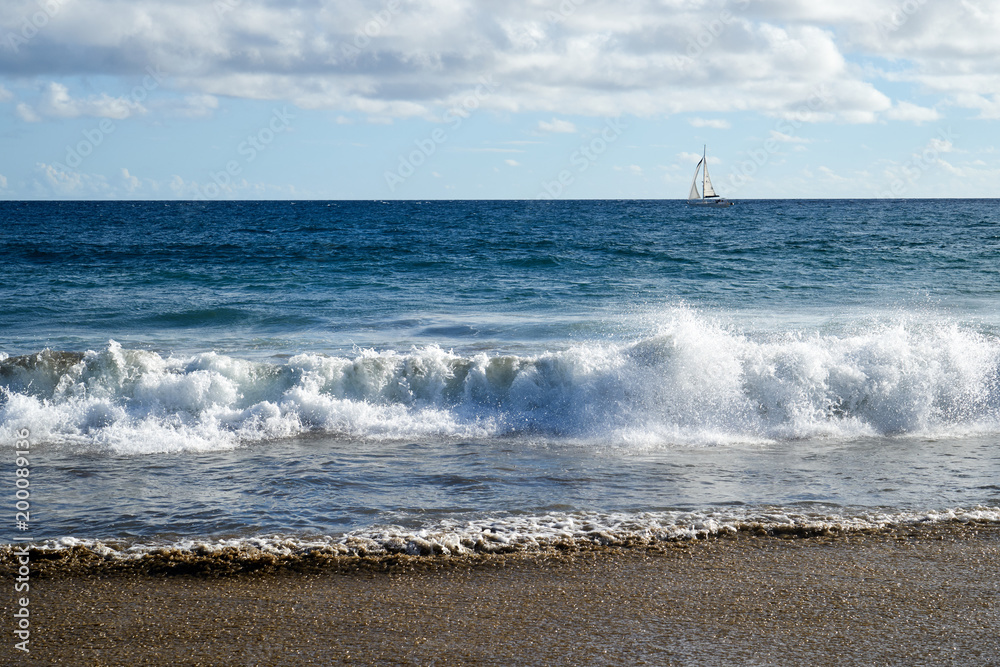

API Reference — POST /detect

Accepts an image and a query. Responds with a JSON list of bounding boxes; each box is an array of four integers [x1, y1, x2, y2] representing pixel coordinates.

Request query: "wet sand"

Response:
[[6, 525, 1000, 666]]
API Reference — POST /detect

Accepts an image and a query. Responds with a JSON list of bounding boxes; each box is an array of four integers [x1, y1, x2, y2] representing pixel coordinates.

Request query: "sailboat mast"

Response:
[[702, 145, 707, 201]]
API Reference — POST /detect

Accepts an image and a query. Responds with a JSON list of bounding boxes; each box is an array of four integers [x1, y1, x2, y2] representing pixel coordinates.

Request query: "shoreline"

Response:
[[7, 511, 1000, 580], [4, 524, 998, 664]]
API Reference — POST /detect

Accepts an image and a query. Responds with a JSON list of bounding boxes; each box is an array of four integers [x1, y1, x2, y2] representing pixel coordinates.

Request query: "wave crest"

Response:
[[2, 313, 1000, 453]]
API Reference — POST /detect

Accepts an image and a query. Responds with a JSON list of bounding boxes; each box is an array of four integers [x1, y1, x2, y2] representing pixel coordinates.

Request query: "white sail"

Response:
[[702, 158, 718, 198], [688, 158, 703, 200], [685, 145, 733, 207]]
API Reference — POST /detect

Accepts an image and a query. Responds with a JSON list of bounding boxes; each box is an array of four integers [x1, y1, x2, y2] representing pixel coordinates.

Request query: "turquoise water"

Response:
[[2, 200, 1000, 553]]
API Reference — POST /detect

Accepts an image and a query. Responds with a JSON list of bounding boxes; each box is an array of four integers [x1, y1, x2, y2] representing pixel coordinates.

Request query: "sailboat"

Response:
[[687, 145, 733, 207]]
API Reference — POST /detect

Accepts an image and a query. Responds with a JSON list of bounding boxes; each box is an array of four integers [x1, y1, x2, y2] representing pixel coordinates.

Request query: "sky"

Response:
[[1, 0, 998, 200]]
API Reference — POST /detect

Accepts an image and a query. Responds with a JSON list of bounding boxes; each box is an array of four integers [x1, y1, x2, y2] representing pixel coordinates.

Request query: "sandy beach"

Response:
[[4, 524, 998, 666]]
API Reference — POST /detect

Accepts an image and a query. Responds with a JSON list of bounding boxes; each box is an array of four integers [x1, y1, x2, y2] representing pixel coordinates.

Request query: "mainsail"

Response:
[[701, 154, 718, 198], [688, 145, 719, 200]]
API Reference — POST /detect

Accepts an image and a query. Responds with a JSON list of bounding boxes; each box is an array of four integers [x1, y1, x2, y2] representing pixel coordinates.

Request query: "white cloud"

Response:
[[162, 172, 302, 199], [0, 174, 7, 189], [537, 118, 576, 133], [48, 82, 139, 118], [0, 0, 995, 126], [29, 163, 160, 199], [885, 101, 941, 124], [0, 0, 892, 123], [169, 175, 192, 197], [951, 93, 1000, 120], [769, 130, 811, 144], [16, 103, 41, 123], [504, 159, 520, 167], [121, 168, 140, 192], [927, 137, 955, 154], [0, 86, 11, 103], [818, 166, 848, 182], [19, 83, 144, 121], [614, 164, 644, 175], [34, 162, 110, 197], [689, 118, 730, 129]]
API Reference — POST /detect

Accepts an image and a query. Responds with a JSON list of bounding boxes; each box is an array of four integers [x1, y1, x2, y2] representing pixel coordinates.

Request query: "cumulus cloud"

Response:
[[537, 118, 576, 133], [27, 163, 295, 199], [927, 137, 956, 154], [0, 0, 995, 123], [885, 101, 941, 124], [15, 102, 40, 122], [18, 82, 144, 121], [951, 93, 1000, 120], [121, 168, 140, 192], [34, 162, 110, 197]]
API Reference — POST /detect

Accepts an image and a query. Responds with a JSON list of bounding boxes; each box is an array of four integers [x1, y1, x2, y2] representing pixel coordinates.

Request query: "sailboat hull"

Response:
[[687, 198, 734, 207]]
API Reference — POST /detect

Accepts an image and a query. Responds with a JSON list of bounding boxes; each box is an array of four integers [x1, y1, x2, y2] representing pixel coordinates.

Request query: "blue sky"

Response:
[[1, 0, 998, 199]]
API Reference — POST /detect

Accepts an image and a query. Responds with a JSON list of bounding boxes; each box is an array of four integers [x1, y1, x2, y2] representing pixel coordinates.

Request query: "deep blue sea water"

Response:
[[2, 200, 1000, 555]]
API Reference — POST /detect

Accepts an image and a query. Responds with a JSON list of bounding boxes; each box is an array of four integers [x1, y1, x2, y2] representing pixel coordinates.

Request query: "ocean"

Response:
[[2, 199, 1000, 560]]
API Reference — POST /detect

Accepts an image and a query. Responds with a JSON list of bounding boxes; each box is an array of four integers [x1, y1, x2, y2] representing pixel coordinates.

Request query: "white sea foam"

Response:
[[25, 506, 1000, 560], [2, 310, 1000, 454]]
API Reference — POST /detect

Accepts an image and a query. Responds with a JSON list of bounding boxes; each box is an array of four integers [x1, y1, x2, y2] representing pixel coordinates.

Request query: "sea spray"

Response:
[[3, 312, 999, 454]]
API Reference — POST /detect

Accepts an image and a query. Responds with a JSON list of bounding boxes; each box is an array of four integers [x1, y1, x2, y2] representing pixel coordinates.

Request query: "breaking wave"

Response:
[[3, 310, 1000, 454]]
